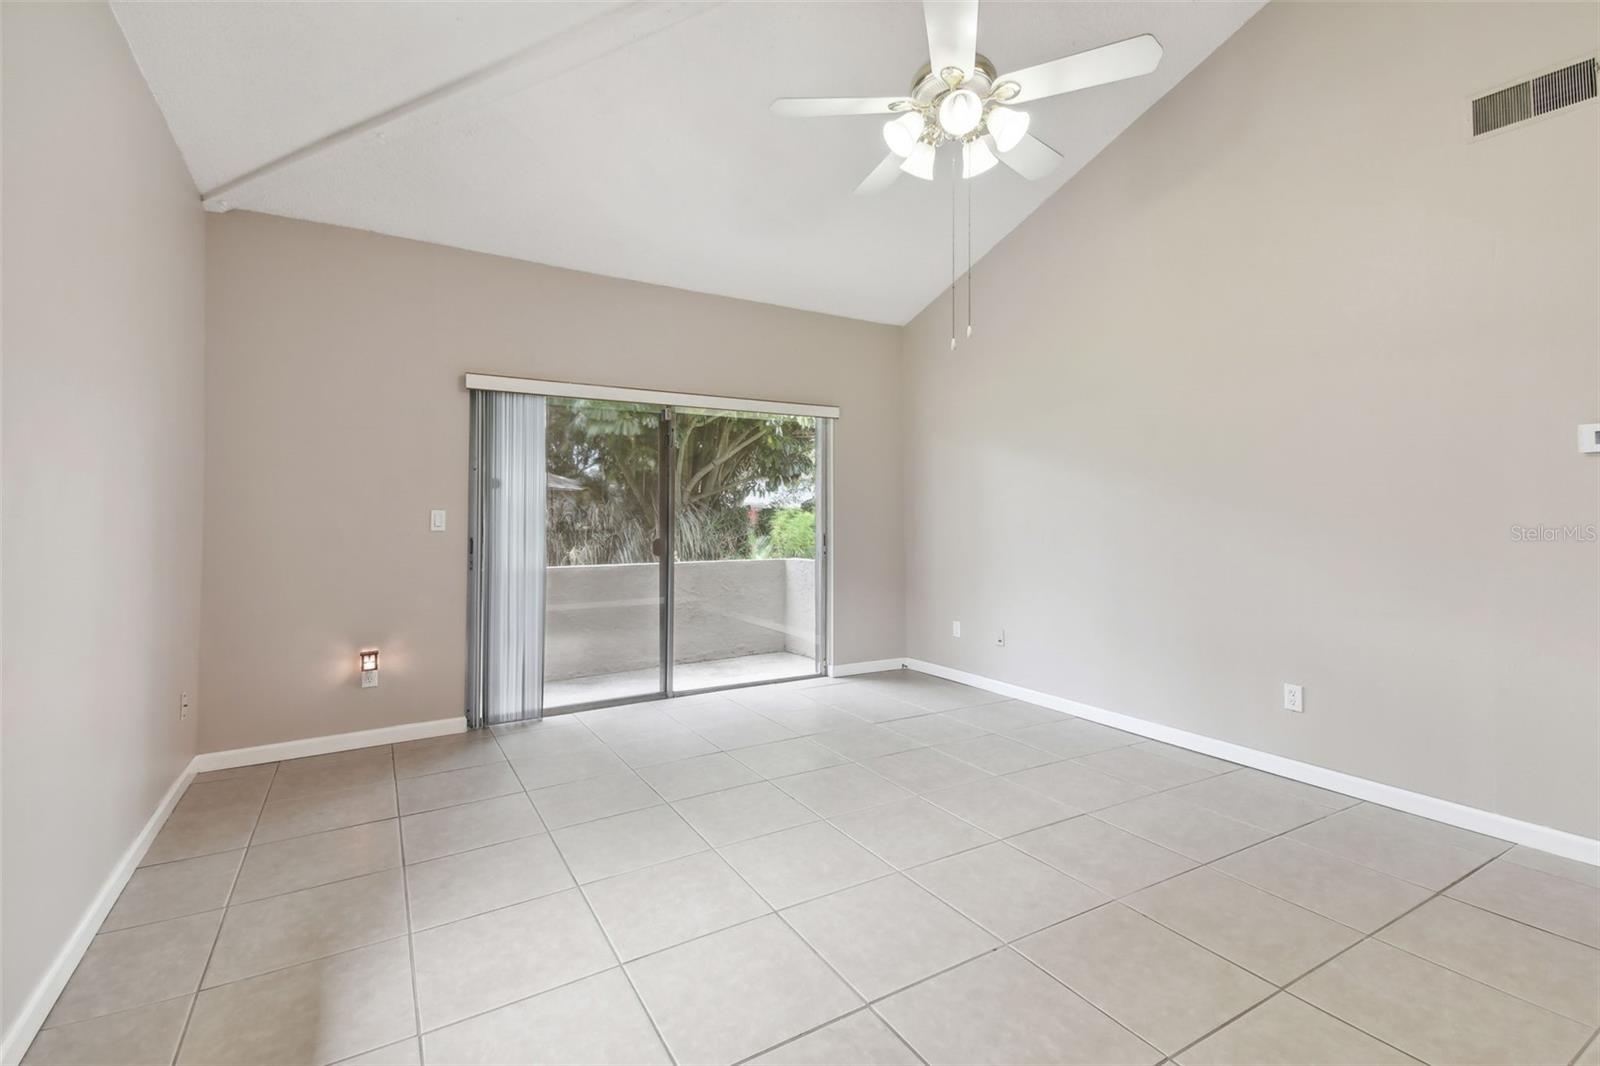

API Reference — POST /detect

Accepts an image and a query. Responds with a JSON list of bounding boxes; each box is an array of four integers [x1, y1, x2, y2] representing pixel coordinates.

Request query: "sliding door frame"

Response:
[[536, 399, 672, 718], [464, 373, 839, 420], [660, 411, 831, 700], [471, 375, 834, 717], [659, 407, 676, 698], [816, 419, 831, 676]]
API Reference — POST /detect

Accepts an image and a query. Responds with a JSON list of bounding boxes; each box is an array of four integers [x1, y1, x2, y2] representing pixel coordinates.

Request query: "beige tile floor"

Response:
[[23, 670, 1600, 1066]]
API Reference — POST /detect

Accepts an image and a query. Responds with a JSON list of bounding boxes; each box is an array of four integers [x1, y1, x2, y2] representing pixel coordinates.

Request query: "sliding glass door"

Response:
[[542, 398, 668, 711], [524, 393, 828, 713], [671, 409, 824, 693]]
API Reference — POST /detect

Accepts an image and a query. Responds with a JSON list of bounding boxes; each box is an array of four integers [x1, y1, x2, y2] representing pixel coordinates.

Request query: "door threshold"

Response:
[[542, 670, 826, 718]]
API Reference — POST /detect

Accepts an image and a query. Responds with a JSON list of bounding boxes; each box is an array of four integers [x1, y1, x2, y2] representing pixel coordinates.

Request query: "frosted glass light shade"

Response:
[[985, 106, 1030, 152], [882, 113, 923, 158], [962, 138, 998, 178], [899, 140, 936, 180], [937, 89, 982, 137]]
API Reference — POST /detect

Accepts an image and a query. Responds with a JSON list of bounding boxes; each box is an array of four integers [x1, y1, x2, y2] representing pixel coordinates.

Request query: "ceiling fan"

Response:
[[772, 0, 1163, 194]]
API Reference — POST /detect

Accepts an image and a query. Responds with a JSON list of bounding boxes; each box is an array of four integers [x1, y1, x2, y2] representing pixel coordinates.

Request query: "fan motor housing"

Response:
[[909, 53, 998, 104]]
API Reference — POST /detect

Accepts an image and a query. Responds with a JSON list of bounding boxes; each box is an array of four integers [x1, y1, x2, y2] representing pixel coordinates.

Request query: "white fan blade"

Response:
[[996, 133, 1062, 180], [771, 97, 906, 117], [924, 0, 979, 81], [854, 154, 904, 195], [998, 34, 1163, 104]]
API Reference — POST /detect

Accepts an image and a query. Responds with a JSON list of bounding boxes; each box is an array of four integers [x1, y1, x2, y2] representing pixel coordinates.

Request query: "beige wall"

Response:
[[201, 212, 902, 751], [902, 1, 1599, 837], [1, 1, 205, 1037]]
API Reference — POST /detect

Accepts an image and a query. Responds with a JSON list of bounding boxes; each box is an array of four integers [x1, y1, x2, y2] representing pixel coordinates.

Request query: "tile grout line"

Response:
[[563, 690, 1225, 1064], [132, 719, 1508, 917], [1004, 944, 1179, 1062], [731, 1003, 931, 1066], [511, 693, 1161, 841], [241, 689, 1600, 1060], [57, 677, 1590, 1065], [1247, 848, 1520, 1065], [573, 707, 888, 1066], [566, 709, 832, 1065], [1062, 778, 1464, 1061], [1497, 852, 1600, 892], [249, 746, 398, 833], [1569, 1028, 1599, 1066], [168, 759, 278, 1066], [1152, 803, 1600, 959], [90, 778, 1445, 1065], [861, 1001, 935, 1066], [106, 835, 409, 932], [424, 714, 1315, 968], [1366, 893, 1600, 1026], [964, 785, 1371, 1062], [393, 746, 426, 1065], [956, 783, 1526, 1063], [84, 781, 1587, 1056], [151, 735, 883, 874], [490, 724, 682, 1066], [1427, 882, 1600, 952]]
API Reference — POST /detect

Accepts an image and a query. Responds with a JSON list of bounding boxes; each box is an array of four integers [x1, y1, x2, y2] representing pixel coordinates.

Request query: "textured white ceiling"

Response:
[[114, 1, 1262, 324]]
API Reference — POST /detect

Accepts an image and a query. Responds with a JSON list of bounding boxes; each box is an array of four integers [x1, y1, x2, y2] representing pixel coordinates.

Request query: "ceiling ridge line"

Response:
[[200, 0, 718, 213]]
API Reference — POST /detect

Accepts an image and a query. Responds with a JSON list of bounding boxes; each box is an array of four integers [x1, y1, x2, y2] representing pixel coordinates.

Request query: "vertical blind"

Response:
[[466, 390, 546, 727]]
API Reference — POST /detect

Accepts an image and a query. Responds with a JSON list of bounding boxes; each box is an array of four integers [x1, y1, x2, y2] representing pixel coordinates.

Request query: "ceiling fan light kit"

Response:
[[937, 87, 984, 137], [962, 138, 999, 179], [985, 106, 1030, 152], [882, 112, 923, 158], [771, 1, 1164, 348], [771, 2, 1164, 193], [900, 140, 937, 180]]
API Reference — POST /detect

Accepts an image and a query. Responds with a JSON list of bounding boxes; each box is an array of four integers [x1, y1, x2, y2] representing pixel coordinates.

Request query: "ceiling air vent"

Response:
[[1473, 58, 1596, 136]]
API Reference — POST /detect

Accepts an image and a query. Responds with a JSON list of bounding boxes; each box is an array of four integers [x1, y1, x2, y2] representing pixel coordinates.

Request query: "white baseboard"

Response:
[[897, 657, 1600, 867], [190, 716, 466, 774], [829, 658, 906, 677], [2, 714, 470, 1064], [0, 761, 196, 1066]]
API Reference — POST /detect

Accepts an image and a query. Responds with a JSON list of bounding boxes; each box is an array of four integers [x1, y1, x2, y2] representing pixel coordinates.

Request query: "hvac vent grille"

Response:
[[1532, 60, 1598, 115], [1474, 58, 1596, 136]]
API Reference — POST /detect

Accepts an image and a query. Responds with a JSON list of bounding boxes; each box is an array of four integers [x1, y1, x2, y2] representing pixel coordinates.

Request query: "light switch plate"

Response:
[[430, 509, 447, 531], [1579, 424, 1600, 454]]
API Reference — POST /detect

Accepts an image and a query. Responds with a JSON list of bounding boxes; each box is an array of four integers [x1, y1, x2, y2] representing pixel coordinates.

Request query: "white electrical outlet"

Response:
[[179, 692, 191, 720], [1284, 683, 1304, 713], [951, 621, 961, 637], [995, 629, 1006, 647]]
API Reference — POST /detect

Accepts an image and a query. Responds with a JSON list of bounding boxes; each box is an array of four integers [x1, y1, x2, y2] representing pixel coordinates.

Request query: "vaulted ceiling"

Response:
[[114, 1, 1262, 324]]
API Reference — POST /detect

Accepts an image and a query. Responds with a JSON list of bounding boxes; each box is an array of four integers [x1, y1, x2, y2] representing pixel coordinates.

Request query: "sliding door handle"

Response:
[[651, 537, 664, 558]]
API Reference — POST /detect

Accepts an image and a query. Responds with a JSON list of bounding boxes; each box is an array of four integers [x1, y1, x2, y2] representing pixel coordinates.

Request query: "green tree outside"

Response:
[[545, 399, 817, 565]]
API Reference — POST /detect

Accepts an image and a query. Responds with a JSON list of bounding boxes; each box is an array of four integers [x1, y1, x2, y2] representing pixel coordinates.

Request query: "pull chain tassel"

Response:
[[966, 169, 973, 339]]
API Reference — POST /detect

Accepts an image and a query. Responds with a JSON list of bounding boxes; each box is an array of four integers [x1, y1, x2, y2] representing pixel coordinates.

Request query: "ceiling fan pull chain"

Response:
[[950, 153, 958, 351], [966, 170, 973, 339]]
